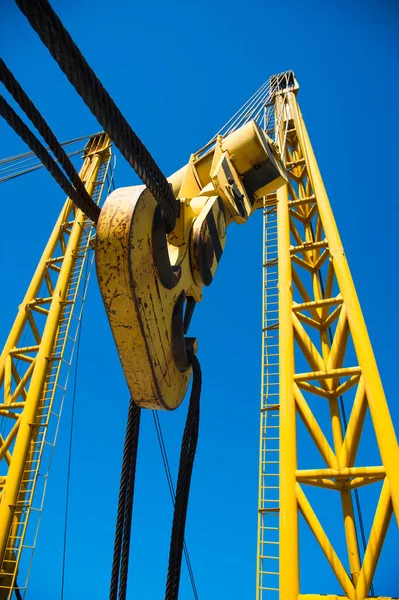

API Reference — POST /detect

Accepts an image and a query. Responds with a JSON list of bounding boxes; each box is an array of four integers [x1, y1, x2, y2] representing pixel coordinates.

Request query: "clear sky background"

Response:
[[1, 0, 399, 598]]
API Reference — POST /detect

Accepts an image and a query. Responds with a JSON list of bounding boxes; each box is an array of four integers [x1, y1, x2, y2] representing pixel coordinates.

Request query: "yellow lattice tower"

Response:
[[0, 134, 112, 599], [257, 72, 399, 600]]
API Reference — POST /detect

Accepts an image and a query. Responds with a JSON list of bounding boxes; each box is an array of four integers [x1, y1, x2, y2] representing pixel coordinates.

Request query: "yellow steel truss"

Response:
[[257, 78, 399, 599], [0, 133, 111, 598]]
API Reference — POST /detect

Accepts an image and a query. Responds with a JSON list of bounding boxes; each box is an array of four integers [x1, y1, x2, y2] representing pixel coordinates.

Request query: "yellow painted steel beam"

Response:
[[338, 378, 367, 468], [277, 178, 299, 600], [341, 488, 362, 585], [294, 366, 362, 382], [294, 384, 337, 469], [0, 204, 86, 551], [296, 484, 356, 600], [296, 466, 386, 481], [289, 94, 399, 522], [356, 479, 393, 600], [299, 596, 395, 600]]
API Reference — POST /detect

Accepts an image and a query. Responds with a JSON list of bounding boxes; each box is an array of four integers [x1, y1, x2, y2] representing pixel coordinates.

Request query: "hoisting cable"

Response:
[[153, 412, 200, 599], [165, 351, 201, 600], [118, 405, 140, 600], [12, 6, 201, 599], [16, 0, 179, 232], [0, 95, 100, 222], [0, 58, 95, 210], [110, 398, 141, 600], [111, 349, 202, 600]]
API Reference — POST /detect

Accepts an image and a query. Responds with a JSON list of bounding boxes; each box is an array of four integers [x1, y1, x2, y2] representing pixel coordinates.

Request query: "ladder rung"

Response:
[[261, 404, 280, 412]]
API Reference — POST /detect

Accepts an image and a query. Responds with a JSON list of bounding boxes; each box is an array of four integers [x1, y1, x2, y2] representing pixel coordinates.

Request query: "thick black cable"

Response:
[[0, 58, 93, 209], [16, 0, 179, 232], [153, 413, 200, 600], [0, 95, 100, 222], [110, 398, 141, 600], [118, 403, 141, 600], [165, 352, 201, 600], [109, 397, 134, 600]]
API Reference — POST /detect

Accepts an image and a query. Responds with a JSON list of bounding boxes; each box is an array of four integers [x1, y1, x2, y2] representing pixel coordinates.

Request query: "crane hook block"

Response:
[[95, 121, 287, 410]]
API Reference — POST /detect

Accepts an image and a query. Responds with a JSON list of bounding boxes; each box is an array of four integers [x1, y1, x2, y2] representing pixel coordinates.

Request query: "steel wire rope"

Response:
[[16, 0, 179, 232], [109, 398, 141, 600], [213, 80, 269, 137], [110, 350, 202, 600], [0, 143, 86, 178], [198, 81, 271, 157], [117, 402, 141, 600], [198, 71, 295, 156], [225, 72, 290, 139], [0, 95, 101, 222], [165, 351, 201, 600], [221, 81, 270, 133], [196, 80, 270, 156], [221, 82, 271, 137], [0, 133, 94, 165], [251, 92, 275, 130], [0, 148, 84, 184], [152, 412, 199, 600], [0, 59, 100, 221], [153, 413, 198, 598], [1, 153, 42, 174], [0, 145, 84, 175]]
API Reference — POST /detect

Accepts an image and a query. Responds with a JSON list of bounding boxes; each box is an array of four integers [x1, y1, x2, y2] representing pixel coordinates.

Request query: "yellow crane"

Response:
[[0, 6, 398, 597]]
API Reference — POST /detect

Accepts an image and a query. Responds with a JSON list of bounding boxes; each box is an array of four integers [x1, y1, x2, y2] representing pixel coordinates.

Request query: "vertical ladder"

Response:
[[256, 198, 280, 599]]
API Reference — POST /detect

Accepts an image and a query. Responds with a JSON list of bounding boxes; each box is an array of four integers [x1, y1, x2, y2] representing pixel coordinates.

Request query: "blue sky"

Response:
[[1, 0, 399, 598]]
